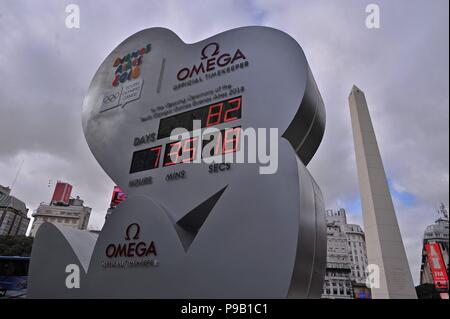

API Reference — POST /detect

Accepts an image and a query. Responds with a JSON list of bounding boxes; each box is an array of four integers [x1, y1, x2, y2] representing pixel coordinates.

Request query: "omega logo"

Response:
[[201, 42, 220, 60], [125, 223, 140, 240], [105, 223, 157, 258], [177, 42, 246, 81]]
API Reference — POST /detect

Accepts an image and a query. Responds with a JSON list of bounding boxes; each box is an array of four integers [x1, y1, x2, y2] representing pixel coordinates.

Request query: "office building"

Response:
[[322, 208, 371, 298], [29, 182, 91, 237], [0, 185, 30, 236]]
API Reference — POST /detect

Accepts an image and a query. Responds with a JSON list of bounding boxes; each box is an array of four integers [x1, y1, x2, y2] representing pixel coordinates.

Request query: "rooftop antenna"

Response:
[[10, 159, 25, 194], [0, 158, 25, 211]]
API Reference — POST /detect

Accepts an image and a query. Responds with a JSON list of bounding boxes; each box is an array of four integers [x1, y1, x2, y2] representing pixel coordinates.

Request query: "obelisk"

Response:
[[349, 85, 417, 299]]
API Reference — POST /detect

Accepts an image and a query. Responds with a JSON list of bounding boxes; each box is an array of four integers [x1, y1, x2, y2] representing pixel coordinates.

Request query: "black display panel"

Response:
[[157, 96, 242, 139], [129, 145, 162, 173], [163, 137, 199, 167], [201, 126, 241, 158], [163, 126, 241, 167]]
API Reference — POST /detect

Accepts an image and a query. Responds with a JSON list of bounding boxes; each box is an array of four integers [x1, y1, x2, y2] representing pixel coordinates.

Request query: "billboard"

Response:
[[425, 243, 448, 290], [50, 182, 72, 206], [110, 186, 126, 208]]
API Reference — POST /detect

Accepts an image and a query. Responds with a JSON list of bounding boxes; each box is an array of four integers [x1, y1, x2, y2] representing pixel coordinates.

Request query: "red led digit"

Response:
[[222, 127, 241, 154], [165, 141, 182, 166], [214, 131, 222, 156], [206, 103, 223, 127], [181, 137, 199, 163], [149, 145, 162, 168], [223, 97, 241, 122]]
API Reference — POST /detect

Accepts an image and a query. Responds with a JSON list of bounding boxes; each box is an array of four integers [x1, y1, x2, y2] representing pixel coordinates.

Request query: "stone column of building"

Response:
[[348, 85, 417, 299]]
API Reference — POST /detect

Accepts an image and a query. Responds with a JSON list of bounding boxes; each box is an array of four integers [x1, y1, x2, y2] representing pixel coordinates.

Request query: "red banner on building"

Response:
[[425, 243, 448, 290], [110, 186, 126, 208]]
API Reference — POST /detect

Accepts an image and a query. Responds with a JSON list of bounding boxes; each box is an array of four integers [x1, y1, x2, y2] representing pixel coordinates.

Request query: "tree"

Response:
[[0, 235, 33, 256], [415, 283, 442, 299]]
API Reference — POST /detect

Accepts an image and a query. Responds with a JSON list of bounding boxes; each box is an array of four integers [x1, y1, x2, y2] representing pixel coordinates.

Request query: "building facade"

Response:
[[419, 204, 449, 298], [29, 183, 91, 237], [322, 208, 371, 299], [345, 223, 368, 285], [322, 209, 354, 299], [345, 223, 371, 299], [0, 185, 30, 236]]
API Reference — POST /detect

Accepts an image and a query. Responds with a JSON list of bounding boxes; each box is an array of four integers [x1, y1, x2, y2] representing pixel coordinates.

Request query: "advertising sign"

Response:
[[425, 243, 449, 290], [51, 182, 72, 205], [110, 186, 126, 208]]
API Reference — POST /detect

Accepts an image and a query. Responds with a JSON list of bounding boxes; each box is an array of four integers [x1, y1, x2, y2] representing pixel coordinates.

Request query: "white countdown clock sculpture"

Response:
[[28, 26, 327, 298]]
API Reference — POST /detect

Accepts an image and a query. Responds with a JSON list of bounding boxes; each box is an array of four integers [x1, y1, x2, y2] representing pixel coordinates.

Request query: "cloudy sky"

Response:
[[0, 0, 448, 284]]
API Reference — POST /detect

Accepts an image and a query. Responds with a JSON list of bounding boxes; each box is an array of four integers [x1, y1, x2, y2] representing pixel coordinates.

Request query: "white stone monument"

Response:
[[349, 85, 417, 299]]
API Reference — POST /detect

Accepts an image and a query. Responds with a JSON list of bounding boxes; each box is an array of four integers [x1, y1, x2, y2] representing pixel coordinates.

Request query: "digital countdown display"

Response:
[[157, 96, 242, 139], [163, 126, 241, 167], [130, 126, 241, 173], [129, 96, 243, 174]]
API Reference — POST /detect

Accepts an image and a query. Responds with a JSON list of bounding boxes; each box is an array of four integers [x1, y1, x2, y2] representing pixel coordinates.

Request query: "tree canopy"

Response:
[[0, 235, 33, 257]]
